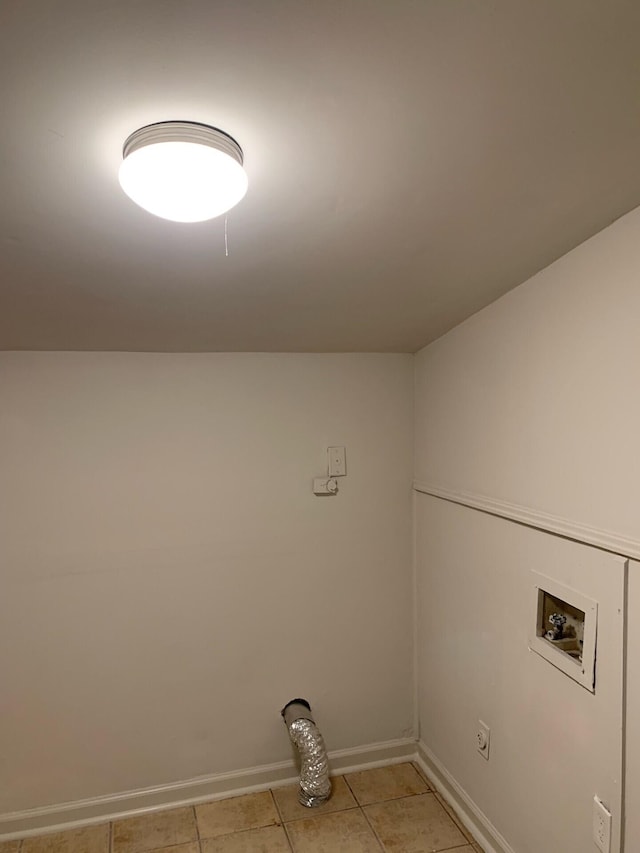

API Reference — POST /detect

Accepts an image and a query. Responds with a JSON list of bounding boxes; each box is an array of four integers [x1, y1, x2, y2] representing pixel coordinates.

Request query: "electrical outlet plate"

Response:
[[593, 796, 611, 853], [476, 720, 490, 760], [327, 446, 346, 477]]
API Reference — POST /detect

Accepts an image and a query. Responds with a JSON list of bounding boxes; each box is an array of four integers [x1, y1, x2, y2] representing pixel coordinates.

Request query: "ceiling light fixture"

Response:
[[118, 121, 248, 223]]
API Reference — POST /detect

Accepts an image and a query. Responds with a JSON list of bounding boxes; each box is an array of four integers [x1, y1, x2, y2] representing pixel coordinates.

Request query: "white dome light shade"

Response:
[[118, 122, 248, 223]]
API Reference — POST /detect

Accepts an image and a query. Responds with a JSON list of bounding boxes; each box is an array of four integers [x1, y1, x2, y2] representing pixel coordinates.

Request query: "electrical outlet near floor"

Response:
[[593, 795, 612, 853], [476, 720, 490, 760]]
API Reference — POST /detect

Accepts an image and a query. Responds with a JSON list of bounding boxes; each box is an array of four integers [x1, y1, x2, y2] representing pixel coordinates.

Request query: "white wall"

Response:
[[0, 352, 414, 813], [416, 496, 625, 853], [415, 207, 640, 542], [414, 206, 640, 852]]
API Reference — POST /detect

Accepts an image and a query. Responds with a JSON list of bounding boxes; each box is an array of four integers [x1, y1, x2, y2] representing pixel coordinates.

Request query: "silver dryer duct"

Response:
[[281, 698, 332, 807]]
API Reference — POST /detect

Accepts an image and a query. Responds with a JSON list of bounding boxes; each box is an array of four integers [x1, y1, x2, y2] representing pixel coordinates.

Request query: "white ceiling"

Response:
[[2, 1, 640, 352]]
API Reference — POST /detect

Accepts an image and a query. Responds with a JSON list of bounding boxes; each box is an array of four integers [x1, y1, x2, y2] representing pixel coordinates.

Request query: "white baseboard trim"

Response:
[[413, 480, 640, 561], [416, 741, 515, 853], [0, 738, 416, 841]]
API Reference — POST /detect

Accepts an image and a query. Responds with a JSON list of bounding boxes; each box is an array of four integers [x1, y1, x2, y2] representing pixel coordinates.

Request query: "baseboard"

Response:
[[0, 738, 416, 841], [1, 737, 515, 849], [416, 740, 516, 853]]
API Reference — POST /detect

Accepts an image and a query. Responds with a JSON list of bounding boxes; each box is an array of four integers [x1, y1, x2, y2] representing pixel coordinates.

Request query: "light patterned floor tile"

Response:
[[272, 776, 356, 822], [345, 763, 428, 806], [21, 823, 109, 853], [0, 843, 22, 853], [434, 793, 475, 842], [365, 792, 467, 852], [112, 807, 197, 853], [201, 825, 291, 852], [285, 809, 381, 853], [196, 791, 279, 840]]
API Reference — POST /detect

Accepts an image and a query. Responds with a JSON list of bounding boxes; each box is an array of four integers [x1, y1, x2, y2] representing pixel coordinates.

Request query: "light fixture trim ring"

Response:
[[122, 121, 244, 166]]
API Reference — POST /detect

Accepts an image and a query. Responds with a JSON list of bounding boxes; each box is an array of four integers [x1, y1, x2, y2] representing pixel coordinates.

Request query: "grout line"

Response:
[[281, 819, 295, 853], [433, 792, 476, 844], [192, 804, 201, 851], [282, 805, 360, 826], [411, 759, 430, 788], [192, 805, 201, 840], [344, 790, 435, 809], [119, 835, 201, 853], [359, 805, 385, 852], [268, 788, 285, 826], [197, 821, 285, 842], [268, 787, 294, 850], [341, 772, 358, 804], [407, 760, 430, 790], [108, 821, 113, 853]]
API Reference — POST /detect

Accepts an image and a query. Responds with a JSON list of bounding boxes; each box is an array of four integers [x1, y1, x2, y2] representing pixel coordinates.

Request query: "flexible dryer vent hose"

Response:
[[281, 698, 332, 807]]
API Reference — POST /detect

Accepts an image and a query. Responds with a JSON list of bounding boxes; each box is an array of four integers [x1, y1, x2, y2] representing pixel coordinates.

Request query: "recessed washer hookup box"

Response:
[[529, 571, 598, 692]]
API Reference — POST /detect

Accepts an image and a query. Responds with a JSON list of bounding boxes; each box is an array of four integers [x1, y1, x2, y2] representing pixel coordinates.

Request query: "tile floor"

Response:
[[1, 763, 483, 853]]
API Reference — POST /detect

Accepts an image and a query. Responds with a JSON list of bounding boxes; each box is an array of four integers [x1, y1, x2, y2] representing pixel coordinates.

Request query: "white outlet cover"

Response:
[[476, 720, 490, 760], [593, 795, 612, 853]]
